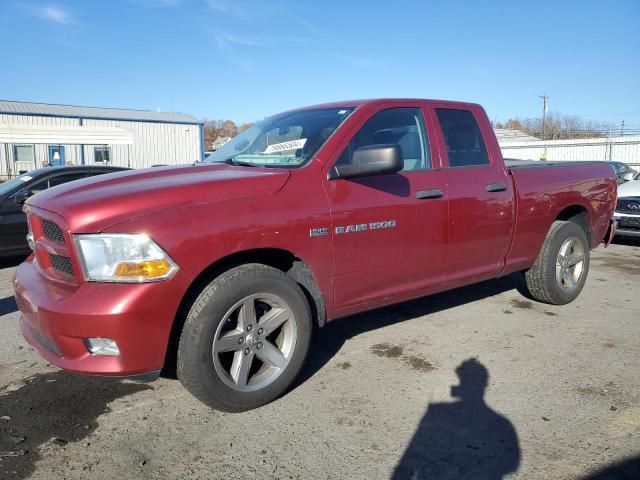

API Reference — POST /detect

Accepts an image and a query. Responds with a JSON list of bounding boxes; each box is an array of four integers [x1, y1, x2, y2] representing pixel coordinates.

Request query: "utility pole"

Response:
[[621, 120, 625, 136], [538, 95, 549, 140], [538, 95, 549, 161]]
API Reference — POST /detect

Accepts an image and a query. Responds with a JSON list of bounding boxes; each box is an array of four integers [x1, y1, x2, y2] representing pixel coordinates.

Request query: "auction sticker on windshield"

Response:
[[264, 138, 307, 154]]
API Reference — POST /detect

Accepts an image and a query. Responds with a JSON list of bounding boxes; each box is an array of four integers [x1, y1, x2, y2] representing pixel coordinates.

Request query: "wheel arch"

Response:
[[555, 204, 591, 244], [162, 248, 325, 376]]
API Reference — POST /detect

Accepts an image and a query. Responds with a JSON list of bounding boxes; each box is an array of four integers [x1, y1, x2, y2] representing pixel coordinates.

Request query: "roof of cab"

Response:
[[290, 98, 482, 111]]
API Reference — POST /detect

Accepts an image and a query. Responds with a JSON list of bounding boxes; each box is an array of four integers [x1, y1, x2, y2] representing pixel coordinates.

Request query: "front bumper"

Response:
[[613, 212, 640, 238], [14, 257, 183, 378]]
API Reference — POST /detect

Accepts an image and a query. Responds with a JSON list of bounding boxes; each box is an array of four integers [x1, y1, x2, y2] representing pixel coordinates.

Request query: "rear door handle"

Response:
[[415, 189, 444, 199], [486, 183, 508, 192]]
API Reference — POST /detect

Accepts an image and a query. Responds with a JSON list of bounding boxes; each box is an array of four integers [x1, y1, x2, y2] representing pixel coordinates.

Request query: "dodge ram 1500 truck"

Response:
[[14, 99, 617, 411]]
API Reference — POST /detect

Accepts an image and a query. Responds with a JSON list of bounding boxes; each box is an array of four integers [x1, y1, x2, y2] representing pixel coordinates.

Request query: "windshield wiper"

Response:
[[220, 158, 259, 167]]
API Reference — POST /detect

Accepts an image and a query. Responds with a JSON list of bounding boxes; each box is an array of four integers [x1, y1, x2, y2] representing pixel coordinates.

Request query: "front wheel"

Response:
[[177, 264, 312, 411], [524, 220, 590, 305]]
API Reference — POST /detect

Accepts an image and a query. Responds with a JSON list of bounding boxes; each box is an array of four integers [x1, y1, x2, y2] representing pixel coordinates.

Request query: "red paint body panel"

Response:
[[28, 164, 291, 233], [503, 165, 616, 273], [15, 258, 187, 375], [13, 98, 617, 377], [428, 103, 515, 280]]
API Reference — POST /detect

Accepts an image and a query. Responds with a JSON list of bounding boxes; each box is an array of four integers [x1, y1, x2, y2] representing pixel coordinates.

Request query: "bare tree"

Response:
[[203, 120, 222, 149], [237, 122, 255, 133], [495, 113, 611, 140], [219, 120, 238, 138], [203, 119, 242, 149]]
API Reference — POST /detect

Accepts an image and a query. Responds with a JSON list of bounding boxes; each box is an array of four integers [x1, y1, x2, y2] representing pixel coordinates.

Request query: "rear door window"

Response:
[[435, 109, 489, 167], [48, 173, 87, 188], [29, 173, 87, 194]]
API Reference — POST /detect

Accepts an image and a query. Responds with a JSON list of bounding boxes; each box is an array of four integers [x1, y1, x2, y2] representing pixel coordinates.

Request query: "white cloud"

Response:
[[34, 5, 75, 24], [214, 32, 266, 50], [129, 0, 182, 6], [205, 0, 256, 21], [289, 13, 322, 33], [206, 0, 229, 12]]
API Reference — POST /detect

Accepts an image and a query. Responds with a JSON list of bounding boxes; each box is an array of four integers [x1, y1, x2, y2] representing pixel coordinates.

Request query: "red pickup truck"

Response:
[[14, 99, 616, 411]]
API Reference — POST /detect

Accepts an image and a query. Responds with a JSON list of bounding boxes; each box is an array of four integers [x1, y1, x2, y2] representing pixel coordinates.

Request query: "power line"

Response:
[[578, 112, 640, 118]]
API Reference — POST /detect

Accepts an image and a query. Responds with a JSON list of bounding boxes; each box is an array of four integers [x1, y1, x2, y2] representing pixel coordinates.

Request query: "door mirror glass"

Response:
[[329, 144, 404, 180]]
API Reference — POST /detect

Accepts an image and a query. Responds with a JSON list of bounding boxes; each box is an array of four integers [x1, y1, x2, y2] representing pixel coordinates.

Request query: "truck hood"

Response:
[[617, 179, 640, 198], [26, 163, 291, 232]]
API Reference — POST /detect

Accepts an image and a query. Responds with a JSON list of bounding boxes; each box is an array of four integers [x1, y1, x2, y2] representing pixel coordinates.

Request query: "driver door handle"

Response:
[[416, 189, 444, 199], [486, 183, 508, 192]]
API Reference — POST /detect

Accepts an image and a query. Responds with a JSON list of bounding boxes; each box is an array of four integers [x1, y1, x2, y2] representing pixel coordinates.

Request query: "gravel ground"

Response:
[[1, 239, 639, 480]]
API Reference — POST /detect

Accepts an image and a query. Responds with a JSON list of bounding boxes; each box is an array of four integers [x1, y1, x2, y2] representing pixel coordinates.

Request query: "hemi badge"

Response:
[[310, 228, 329, 238]]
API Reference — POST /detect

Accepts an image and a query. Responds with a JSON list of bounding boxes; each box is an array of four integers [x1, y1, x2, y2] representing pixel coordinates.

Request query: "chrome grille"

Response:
[[49, 254, 73, 276], [42, 220, 65, 244]]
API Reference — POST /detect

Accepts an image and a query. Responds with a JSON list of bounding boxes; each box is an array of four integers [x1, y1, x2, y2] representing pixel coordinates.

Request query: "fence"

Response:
[[499, 134, 640, 169]]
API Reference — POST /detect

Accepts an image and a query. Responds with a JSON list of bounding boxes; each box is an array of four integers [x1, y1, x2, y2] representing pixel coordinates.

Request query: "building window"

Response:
[[14, 144, 35, 163], [94, 146, 111, 163]]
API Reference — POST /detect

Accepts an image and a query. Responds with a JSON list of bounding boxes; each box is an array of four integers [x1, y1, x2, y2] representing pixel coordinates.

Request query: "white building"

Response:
[[210, 136, 231, 151], [0, 100, 203, 179]]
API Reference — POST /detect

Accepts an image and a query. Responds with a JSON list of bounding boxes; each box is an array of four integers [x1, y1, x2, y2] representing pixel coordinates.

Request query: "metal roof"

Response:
[[0, 100, 200, 125], [494, 128, 539, 143], [0, 123, 133, 144]]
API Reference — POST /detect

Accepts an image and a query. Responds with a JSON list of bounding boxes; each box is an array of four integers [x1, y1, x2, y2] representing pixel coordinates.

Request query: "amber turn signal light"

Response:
[[114, 259, 172, 278]]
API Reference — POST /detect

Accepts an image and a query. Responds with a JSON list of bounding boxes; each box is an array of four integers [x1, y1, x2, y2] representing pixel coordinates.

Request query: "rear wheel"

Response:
[[177, 264, 312, 411], [524, 220, 590, 305]]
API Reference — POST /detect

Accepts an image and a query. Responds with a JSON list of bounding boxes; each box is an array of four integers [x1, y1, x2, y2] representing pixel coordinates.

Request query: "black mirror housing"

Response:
[[13, 189, 32, 204], [329, 144, 403, 180]]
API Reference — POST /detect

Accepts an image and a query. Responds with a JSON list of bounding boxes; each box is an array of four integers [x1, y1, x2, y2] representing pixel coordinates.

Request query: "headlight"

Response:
[[74, 234, 178, 283]]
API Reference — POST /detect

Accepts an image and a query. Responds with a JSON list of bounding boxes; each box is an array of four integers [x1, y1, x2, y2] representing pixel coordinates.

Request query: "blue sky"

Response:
[[1, 0, 639, 125]]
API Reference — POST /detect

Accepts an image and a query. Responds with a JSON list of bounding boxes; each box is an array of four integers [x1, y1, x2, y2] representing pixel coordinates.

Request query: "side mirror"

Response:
[[13, 189, 32, 204], [622, 172, 635, 182], [329, 144, 403, 180]]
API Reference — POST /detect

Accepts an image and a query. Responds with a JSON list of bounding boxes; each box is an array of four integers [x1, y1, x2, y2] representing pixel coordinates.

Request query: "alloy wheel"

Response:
[[212, 293, 297, 392]]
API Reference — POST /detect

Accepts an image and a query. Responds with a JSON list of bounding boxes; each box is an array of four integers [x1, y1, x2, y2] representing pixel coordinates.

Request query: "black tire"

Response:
[[524, 220, 590, 305], [177, 264, 312, 412]]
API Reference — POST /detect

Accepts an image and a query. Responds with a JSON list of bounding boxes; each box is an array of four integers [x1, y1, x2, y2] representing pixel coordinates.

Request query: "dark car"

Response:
[[0, 165, 128, 257], [608, 161, 637, 184]]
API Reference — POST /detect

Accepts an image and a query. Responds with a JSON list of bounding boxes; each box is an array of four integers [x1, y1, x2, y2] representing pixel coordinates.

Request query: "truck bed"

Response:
[[503, 159, 616, 275], [504, 159, 611, 170]]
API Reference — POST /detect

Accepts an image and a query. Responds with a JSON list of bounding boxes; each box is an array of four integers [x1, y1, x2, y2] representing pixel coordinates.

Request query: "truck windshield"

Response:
[[204, 107, 353, 167]]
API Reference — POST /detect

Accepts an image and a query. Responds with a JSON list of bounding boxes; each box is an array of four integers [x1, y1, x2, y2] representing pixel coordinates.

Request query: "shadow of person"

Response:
[[580, 454, 640, 480], [392, 359, 520, 480]]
